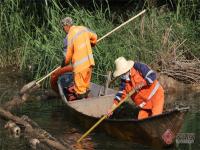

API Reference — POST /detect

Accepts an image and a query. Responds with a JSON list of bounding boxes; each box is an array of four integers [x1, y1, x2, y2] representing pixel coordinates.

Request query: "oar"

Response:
[[20, 9, 146, 95], [77, 87, 139, 143]]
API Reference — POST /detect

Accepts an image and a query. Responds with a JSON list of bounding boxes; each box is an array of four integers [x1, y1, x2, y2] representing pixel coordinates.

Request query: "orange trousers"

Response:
[[74, 67, 92, 94], [137, 88, 164, 120]]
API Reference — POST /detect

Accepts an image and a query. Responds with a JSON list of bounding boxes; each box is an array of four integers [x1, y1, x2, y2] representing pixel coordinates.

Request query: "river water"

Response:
[[0, 68, 199, 150]]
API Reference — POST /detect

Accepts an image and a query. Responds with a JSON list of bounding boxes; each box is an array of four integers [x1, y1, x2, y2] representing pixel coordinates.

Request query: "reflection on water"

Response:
[[0, 68, 199, 150]]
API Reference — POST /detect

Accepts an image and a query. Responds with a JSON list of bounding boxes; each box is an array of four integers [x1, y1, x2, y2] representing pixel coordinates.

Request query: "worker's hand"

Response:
[[61, 58, 66, 68], [106, 103, 117, 118], [90, 42, 96, 47]]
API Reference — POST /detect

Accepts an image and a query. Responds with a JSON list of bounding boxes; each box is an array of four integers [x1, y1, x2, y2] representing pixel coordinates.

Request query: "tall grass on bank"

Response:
[[0, 0, 24, 67], [0, 0, 200, 86], [173, 0, 200, 20]]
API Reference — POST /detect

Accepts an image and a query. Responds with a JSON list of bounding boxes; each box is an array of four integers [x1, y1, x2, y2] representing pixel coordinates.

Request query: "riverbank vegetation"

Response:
[[0, 0, 199, 85]]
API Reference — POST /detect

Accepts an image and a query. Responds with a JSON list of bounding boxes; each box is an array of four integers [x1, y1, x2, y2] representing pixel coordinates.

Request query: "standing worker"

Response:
[[107, 57, 164, 119], [60, 17, 97, 100]]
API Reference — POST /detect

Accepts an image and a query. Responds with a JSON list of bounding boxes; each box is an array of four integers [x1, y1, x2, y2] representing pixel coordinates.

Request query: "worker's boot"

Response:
[[67, 94, 77, 101], [75, 90, 90, 100], [65, 84, 77, 101], [65, 84, 75, 94]]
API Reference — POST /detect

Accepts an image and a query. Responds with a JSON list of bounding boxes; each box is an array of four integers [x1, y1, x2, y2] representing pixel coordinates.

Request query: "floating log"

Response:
[[0, 84, 72, 150], [3, 84, 40, 111], [0, 107, 72, 150]]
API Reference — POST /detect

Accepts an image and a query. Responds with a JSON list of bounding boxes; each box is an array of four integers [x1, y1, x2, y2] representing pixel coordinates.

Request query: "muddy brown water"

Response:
[[0, 68, 199, 150]]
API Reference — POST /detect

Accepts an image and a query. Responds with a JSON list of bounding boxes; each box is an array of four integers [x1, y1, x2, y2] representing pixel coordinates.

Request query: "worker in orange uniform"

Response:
[[61, 17, 97, 100], [107, 57, 164, 119]]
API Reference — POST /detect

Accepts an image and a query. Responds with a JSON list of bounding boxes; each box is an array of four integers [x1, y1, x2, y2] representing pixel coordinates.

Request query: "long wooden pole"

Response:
[[77, 88, 137, 143], [97, 9, 146, 42], [36, 66, 61, 85]]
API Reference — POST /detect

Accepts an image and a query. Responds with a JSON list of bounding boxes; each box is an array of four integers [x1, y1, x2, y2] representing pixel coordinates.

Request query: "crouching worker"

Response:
[[60, 17, 97, 100], [107, 57, 164, 119]]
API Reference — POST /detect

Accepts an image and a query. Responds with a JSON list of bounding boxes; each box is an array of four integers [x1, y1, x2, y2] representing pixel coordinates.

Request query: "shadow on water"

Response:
[[0, 68, 199, 150]]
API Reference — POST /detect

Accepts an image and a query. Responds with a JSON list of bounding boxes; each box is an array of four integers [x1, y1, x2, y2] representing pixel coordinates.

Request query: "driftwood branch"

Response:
[[152, 29, 200, 84], [3, 94, 29, 111], [2, 84, 40, 111], [0, 87, 72, 150], [3, 86, 59, 111], [0, 107, 72, 150]]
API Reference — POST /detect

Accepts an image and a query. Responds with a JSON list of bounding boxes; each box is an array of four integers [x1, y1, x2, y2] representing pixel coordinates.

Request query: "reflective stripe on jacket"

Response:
[[114, 67, 163, 109], [133, 62, 156, 85], [65, 26, 97, 73]]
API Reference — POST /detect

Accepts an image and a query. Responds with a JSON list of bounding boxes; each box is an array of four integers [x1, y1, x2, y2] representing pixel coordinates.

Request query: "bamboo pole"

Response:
[[97, 9, 146, 42]]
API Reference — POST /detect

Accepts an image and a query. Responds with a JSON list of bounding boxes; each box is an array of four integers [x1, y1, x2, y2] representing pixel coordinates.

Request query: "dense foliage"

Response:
[[0, 0, 199, 85]]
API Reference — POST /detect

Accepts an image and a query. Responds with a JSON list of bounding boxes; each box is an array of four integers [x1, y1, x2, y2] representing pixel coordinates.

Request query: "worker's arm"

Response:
[[134, 62, 156, 85], [65, 37, 74, 65], [113, 79, 128, 105], [107, 77, 147, 117], [63, 37, 68, 53], [88, 29, 97, 47], [61, 37, 68, 67], [107, 78, 128, 117]]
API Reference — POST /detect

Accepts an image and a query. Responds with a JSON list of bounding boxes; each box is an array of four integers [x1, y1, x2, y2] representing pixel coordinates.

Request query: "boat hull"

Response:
[[63, 102, 188, 148], [55, 73, 189, 148]]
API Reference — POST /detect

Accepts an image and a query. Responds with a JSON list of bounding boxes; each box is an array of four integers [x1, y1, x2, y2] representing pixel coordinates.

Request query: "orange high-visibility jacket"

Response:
[[65, 26, 97, 73], [114, 67, 164, 109]]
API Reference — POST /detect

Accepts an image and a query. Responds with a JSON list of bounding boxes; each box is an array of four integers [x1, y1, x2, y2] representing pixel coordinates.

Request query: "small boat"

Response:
[[52, 72, 189, 148]]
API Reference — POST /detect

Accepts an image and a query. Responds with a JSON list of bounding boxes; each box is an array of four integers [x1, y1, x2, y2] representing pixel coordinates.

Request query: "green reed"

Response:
[[0, 0, 199, 85], [174, 0, 199, 20]]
